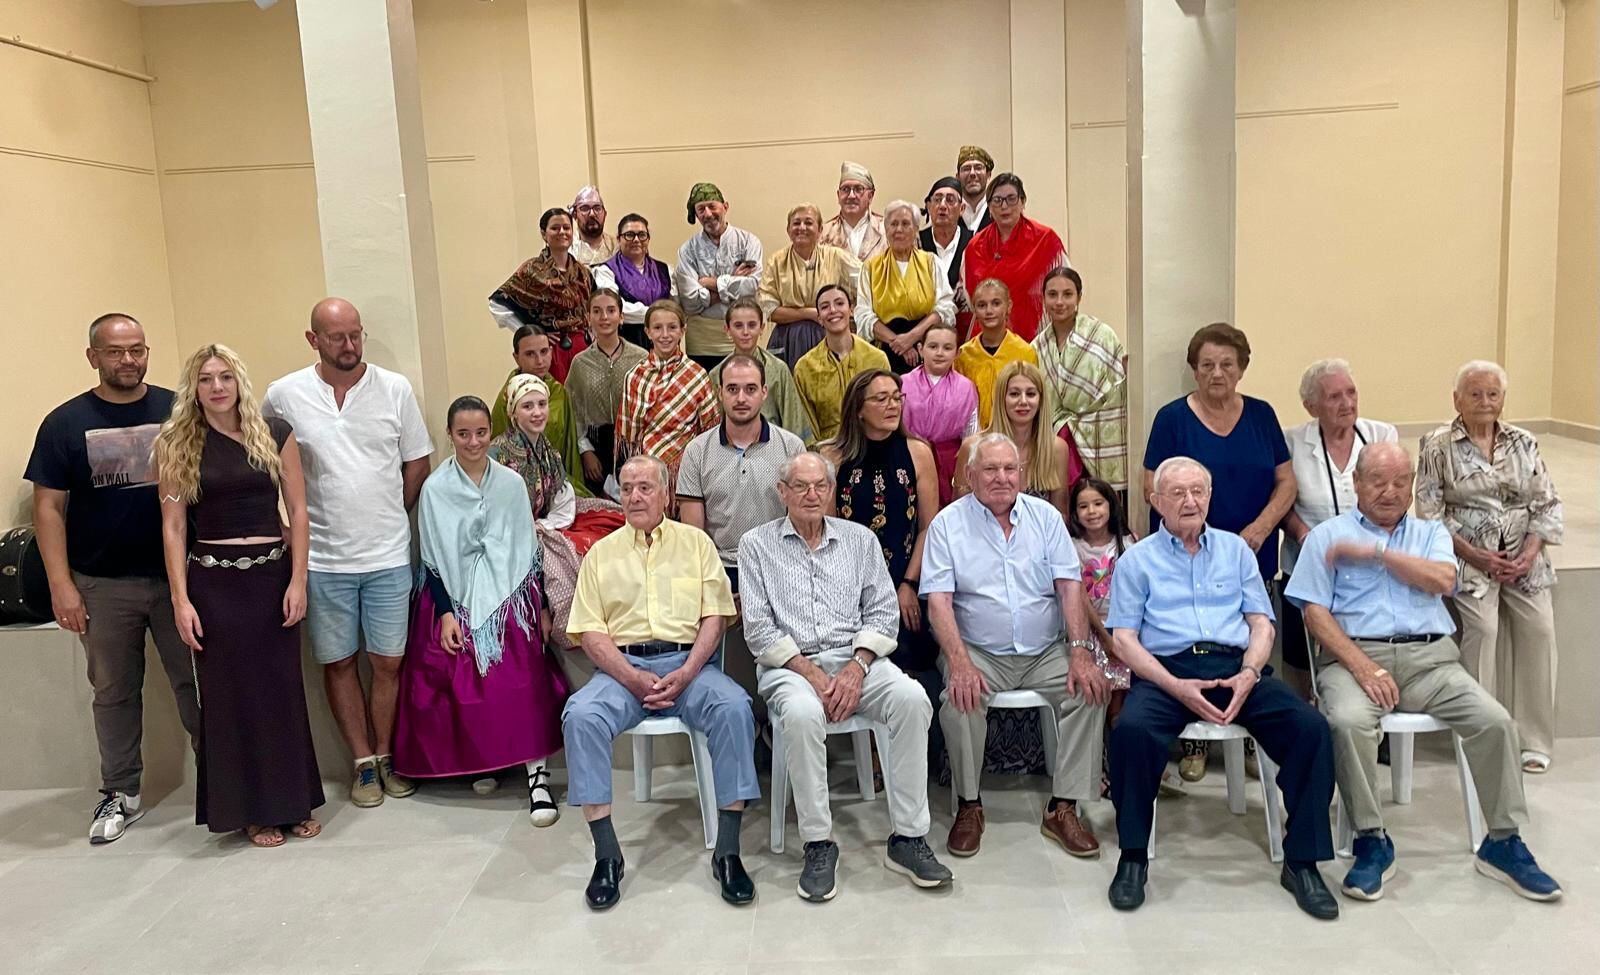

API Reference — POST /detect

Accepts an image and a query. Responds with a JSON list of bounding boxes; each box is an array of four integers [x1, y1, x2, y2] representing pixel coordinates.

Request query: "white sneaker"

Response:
[[89, 790, 143, 845]]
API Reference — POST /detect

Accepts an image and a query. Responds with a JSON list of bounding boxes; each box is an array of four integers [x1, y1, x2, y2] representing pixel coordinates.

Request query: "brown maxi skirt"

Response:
[[188, 541, 324, 832]]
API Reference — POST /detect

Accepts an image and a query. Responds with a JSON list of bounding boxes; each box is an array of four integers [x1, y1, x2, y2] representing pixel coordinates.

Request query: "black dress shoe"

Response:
[[1108, 860, 1147, 911], [585, 857, 624, 911], [712, 854, 756, 906], [1280, 863, 1340, 920]]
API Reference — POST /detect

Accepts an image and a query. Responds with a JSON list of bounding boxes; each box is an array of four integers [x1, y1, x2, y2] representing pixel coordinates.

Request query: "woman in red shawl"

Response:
[[489, 208, 596, 382], [959, 173, 1068, 342]]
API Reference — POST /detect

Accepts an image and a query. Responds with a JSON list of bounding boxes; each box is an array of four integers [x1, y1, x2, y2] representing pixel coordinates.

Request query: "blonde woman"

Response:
[[954, 360, 1071, 519], [155, 345, 323, 848]]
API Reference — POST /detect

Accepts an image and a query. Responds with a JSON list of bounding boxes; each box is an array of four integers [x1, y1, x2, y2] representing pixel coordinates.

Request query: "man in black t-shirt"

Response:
[[25, 313, 200, 846]]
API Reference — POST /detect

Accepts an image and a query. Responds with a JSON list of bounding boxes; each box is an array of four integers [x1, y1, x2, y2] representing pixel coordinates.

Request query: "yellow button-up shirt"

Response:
[[794, 335, 891, 444], [567, 517, 735, 645], [956, 330, 1039, 428]]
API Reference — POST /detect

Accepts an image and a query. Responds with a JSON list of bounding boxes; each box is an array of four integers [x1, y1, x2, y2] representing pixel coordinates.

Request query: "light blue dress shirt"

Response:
[[1284, 510, 1457, 639], [1107, 525, 1274, 656], [920, 493, 1081, 655]]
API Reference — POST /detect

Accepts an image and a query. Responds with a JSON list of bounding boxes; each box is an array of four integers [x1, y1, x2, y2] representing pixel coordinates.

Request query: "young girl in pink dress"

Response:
[[899, 320, 977, 506]]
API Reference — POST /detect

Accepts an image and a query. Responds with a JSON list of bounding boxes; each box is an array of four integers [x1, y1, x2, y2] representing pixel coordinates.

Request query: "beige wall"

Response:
[[1555, 0, 1599, 430], [0, 0, 179, 524]]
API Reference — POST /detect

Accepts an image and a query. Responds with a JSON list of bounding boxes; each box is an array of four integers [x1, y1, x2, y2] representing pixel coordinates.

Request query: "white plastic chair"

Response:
[[1149, 721, 1285, 863], [622, 716, 719, 850], [1306, 647, 1487, 855], [948, 689, 1060, 814], [769, 714, 890, 853]]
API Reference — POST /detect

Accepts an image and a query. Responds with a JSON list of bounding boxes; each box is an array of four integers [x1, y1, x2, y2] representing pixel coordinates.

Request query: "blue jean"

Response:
[[561, 651, 759, 808], [305, 565, 412, 664]]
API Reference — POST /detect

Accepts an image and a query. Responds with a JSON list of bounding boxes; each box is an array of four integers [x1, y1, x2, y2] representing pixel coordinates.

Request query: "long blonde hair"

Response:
[[153, 344, 282, 503], [986, 360, 1061, 494]]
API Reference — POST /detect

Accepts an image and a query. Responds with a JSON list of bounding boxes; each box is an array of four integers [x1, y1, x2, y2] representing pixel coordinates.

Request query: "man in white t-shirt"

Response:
[[263, 298, 433, 809]]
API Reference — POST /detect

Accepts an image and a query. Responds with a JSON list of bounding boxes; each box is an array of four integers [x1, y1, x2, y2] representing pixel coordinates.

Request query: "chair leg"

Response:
[[1255, 741, 1284, 863], [1334, 793, 1354, 858], [852, 729, 876, 800], [770, 722, 789, 854], [1391, 731, 1416, 804], [1037, 706, 1059, 779], [632, 734, 653, 802], [1223, 738, 1247, 815], [1147, 797, 1159, 861], [1453, 733, 1487, 853], [688, 730, 717, 850], [873, 725, 896, 834]]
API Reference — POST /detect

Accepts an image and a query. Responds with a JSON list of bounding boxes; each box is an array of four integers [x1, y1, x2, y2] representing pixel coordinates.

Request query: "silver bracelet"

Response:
[[851, 655, 871, 677], [1067, 639, 1098, 653]]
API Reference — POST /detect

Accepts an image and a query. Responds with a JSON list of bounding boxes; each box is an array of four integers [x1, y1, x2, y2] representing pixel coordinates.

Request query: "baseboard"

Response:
[[1548, 419, 1600, 444], [1388, 417, 1599, 445]]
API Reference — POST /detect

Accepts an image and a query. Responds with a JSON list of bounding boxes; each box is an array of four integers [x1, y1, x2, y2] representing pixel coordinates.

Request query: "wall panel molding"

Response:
[[1565, 79, 1599, 94], [159, 155, 475, 176], [0, 144, 154, 175], [1070, 101, 1401, 130], [599, 130, 915, 157]]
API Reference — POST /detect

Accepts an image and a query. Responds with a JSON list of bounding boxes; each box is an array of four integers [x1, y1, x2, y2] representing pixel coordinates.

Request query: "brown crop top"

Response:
[[192, 417, 292, 540]]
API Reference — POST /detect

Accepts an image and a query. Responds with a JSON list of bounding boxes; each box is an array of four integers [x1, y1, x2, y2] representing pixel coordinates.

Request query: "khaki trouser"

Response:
[[939, 641, 1104, 802], [1453, 584, 1558, 758], [1318, 636, 1527, 833], [759, 647, 933, 842]]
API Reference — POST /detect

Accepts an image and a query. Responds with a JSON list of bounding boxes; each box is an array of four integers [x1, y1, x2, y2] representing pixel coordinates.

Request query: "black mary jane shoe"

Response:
[[585, 857, 625, 911], [1280, 863, 1340, 920], [712, 854, 756, 906], [1108, 860, 1147, 911]]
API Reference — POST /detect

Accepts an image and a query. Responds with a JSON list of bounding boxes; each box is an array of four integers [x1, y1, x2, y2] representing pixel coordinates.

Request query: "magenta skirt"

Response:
[[392, 588, 568, 778]]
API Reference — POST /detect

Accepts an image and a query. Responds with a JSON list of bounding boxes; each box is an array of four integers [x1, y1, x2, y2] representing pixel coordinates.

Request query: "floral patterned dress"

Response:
[[1073, 535, 1136, 689]]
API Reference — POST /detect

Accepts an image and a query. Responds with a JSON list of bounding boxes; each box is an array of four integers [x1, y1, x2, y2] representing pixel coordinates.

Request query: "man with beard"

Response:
[[569, 186, 617, 265], [955, 145, 995, 232], [675, 182, 763, 370], [820, 161, 886, 261], [28, 313, 202, 845], [262, 298, 434, 810]]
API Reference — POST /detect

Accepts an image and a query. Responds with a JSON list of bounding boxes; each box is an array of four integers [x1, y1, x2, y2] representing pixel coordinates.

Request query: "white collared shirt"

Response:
[[961, 197, 988, 231], [1283, 416, 1398, 573]]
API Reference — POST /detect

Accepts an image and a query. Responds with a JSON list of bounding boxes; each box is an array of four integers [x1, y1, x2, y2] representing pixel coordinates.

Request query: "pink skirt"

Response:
[[392, 588, 568, 778]]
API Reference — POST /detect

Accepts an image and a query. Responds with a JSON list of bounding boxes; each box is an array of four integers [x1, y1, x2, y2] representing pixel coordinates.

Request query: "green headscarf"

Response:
[[686, 182, 725, 224]]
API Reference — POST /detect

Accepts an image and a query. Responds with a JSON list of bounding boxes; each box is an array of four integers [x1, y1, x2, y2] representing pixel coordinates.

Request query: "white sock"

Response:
[[354, 754, 377, 771]]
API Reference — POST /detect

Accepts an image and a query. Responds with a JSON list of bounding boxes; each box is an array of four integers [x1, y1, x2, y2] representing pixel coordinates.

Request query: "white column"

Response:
[[1125, 0, 1236, 510], [296, 0, 449, 414]]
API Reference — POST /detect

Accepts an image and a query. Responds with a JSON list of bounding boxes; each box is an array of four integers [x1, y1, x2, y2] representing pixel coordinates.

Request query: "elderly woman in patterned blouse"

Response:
[[1417, 360, 1564, 773]]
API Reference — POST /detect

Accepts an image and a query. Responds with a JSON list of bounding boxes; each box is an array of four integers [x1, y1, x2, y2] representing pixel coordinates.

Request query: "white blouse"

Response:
[[1282, 416, 1398, 573]]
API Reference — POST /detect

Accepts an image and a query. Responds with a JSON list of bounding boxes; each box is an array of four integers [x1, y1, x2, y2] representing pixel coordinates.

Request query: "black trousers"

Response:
[[1109, 647, 1334, 862]]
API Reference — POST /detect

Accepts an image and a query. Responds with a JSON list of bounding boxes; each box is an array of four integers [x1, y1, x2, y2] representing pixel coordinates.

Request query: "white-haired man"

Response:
[[922, 433, 1109, 861], [1107, 456, 1338, 919], [739, 451, 952, 901]]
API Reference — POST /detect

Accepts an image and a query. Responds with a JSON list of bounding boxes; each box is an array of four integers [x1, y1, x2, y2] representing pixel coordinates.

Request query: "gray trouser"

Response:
[[1454, 584, 1558, 758], [1318, 635, 1527, 833], [759, 647, 933, 842], [74, 572, 202, 794], [939, 641, 1104, 802]]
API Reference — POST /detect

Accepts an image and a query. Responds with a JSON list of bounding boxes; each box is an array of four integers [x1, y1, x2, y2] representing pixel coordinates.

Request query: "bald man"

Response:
[[262, 298, 433, 809], [1287, 442, 1561, 903]]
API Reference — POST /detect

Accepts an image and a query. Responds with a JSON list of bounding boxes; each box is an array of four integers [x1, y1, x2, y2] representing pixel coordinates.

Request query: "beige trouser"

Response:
[[939, 641, 1104, 802], [759, 647, 933, 843], [1318, 636, 1527, 833], [1454, 584, 1558, 758]]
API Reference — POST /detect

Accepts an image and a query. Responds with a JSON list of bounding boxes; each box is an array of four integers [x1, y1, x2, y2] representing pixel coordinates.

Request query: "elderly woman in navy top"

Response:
[[1143, 323, 1294, 782], [1105, 457, 1335, 919]]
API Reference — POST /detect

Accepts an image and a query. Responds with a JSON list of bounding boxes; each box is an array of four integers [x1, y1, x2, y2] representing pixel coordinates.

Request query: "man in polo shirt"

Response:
[[262, 297, 433, 810], [1106, 456, 1337, 918], [677, 354, 806, 595], [562, 455, 759, 911], [1286, 442, 1561, 903]]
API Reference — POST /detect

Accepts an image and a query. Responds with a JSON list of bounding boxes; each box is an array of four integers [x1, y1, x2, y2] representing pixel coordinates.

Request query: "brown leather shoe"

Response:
[[947, 803, 985, 857], [1041, 802, 1100, 858]]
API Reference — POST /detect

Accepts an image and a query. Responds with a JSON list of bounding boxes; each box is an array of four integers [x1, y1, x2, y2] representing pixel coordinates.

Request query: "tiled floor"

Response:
[[1, 737, 1595, 975]]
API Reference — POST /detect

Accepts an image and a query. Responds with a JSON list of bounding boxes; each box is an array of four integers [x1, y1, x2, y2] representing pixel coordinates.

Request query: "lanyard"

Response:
[[1319, 424, 1368, 516]]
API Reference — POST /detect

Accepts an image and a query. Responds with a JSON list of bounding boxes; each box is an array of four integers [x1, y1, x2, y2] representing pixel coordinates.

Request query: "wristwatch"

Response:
[[1068, 639, 1098, 654], [1240, 663, 1263, 681]]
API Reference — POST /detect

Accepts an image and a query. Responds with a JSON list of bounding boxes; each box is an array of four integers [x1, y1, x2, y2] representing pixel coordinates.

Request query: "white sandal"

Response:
[[1521, 751, 1550, 774]]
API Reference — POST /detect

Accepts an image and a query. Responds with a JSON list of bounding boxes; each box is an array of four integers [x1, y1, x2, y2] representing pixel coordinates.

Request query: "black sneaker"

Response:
[[89, 790, 143, 845], [885, 834, 954, 888], [798, 840, 839, 902]]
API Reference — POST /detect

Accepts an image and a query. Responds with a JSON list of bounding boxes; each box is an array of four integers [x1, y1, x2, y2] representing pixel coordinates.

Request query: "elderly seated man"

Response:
[[922, 432, 1111, 861], [1286, 442, 1562, 902], [1106, 456, 1338, 918], [738, 452, 953, 901], [562, 455, 759, 911]]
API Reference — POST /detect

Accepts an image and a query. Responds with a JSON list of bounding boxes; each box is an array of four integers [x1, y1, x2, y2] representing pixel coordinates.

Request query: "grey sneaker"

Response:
[[797, 840, 839, 902], [377, 755, 416, 798], [350, 759, 384, 807], [885, 834, 954, 888], [89, 790, 143, 845]]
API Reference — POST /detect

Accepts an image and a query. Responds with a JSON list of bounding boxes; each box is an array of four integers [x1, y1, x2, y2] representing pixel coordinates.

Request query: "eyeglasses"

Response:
[[619, 230, 650, 241], [94, 346, 149, 361], [574, 204, 605, 215], [839, 185, 871, 197], [865, 392, 904, 406], [1161, 486, 1210, 502], [784, 480, 831, 497], [989, 193, 1021, 207], [930, 193, 963, 207]]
